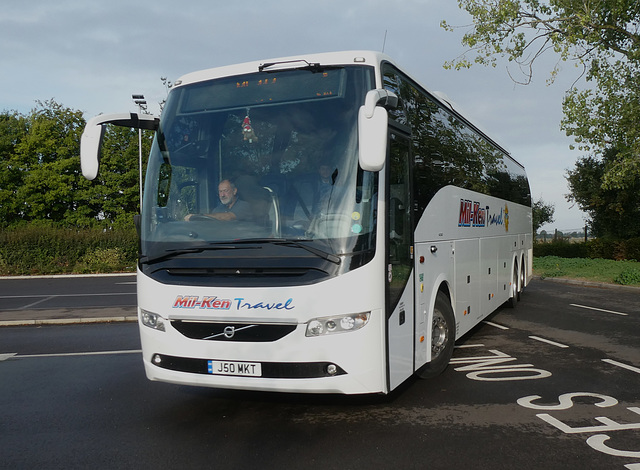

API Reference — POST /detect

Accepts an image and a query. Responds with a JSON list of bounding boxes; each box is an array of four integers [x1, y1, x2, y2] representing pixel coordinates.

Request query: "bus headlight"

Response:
[[140, 309, 166, 332], [305, 312, 370, 337]]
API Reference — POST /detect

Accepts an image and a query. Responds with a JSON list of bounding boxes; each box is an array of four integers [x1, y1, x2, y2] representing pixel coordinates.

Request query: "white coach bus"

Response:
[[81, 51, 532, 394]]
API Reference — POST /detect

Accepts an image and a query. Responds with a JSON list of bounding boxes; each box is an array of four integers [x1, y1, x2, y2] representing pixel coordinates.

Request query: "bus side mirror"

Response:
[[81, 115, 108, 180], [358, 89, 398, 172], [80, 112, 159, 180]]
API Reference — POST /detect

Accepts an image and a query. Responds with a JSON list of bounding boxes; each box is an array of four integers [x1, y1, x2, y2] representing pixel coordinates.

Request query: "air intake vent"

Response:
[[151, 267, 331, 286], [171, 321, 296, 342]]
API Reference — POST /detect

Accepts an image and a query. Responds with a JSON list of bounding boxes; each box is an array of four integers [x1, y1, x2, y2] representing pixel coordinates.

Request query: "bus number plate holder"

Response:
[[208, 360, 262, 377]]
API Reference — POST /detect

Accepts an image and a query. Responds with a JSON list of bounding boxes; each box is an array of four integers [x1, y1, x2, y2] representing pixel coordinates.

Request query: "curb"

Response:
[[0, 316, 138, 327], [0, 273, 135, 280], [533, 275, 640, 292], [0, 274, 137, 327]]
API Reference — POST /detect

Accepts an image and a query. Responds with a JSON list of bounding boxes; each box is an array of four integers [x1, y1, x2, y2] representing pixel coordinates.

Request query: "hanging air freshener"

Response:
[[242, 109, 258, 143]]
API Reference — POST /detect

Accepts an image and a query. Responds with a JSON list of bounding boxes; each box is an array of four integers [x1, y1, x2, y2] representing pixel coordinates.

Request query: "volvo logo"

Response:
[[202, 324, 256, 341]]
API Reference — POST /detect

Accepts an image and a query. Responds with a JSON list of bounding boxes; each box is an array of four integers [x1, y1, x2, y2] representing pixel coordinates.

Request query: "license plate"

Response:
[[208, 360, 262, 377]]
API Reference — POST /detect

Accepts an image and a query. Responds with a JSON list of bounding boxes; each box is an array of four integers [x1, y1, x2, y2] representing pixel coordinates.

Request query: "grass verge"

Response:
[[534, 256, 640, 286]]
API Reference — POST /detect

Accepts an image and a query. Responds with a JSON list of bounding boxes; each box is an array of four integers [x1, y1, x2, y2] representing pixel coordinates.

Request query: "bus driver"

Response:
[[185, 179, 252, 221]]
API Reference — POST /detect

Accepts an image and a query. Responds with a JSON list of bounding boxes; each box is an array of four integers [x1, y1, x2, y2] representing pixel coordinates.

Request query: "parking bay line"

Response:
[[529, 336, 569, 348], [483, 321, 509, 330], [602, 359, 640, 375], [1, 350, 142, 360], [483, 322, 570, 349], [570, 304, 629, 316], [0, 292, 136, 300]]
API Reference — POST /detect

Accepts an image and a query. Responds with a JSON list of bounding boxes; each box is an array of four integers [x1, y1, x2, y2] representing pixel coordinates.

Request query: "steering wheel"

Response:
[[308, 213, 354, 237], [187, 214, 217, 222]]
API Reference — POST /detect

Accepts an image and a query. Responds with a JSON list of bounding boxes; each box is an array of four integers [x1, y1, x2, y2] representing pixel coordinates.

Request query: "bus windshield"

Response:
[[141, 65, 376, 265]]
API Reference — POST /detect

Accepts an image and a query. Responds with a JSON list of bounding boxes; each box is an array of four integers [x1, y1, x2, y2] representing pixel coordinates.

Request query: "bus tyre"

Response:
[[518, 258, 526, 300], [507, 264, 518, 308], [415, 292, 455, 379]]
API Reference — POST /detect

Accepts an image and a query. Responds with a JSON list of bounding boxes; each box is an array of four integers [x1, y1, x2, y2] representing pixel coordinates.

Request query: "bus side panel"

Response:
[[480, 237, 500, 318], [452, 239, 480, 339], [498, 236, 514, 305], [414, 241, 454, 370], [526, 233, 533, 284], [387, 272, 415, 391], [519, 232, 533, 287]]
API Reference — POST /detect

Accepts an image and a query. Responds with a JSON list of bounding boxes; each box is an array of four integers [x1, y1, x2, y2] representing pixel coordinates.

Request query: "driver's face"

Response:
[[218, 182, 236, 205]]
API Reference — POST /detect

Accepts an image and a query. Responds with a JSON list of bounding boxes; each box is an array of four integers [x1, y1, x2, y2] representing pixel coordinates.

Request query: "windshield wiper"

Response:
[[140, 243, 260, 264], [221, 238, 341, 264], [258, 60, 341, 73], [142, 239, 341, 265], [273, 240, 341, 265]]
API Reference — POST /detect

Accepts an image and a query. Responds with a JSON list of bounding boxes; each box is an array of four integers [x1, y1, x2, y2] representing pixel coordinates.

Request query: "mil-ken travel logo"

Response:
[[458, 199, 509, 231], [172, 295, 295, 311]]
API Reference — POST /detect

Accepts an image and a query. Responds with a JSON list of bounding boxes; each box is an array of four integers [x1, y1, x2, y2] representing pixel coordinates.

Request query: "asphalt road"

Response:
[[0, 279, 639, 469], [0, 274, 137, 324]]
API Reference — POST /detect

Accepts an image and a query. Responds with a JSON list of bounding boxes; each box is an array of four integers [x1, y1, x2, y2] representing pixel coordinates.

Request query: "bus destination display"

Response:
[[182, 68, 346, 113]]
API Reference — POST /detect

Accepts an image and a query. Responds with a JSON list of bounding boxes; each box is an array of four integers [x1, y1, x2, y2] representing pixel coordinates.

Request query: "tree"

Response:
[[566, 149, 640, 238], [10, 100, 89, 226], [532, 197, 555, 234], [0, 100, 151, 229], [0, 111, 28, 226], [443, 1, 640, 191], [86, 125, 153, 228]]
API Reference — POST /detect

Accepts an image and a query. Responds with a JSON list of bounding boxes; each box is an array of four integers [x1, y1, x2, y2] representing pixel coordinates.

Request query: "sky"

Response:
[[1, 0, 588, 231]]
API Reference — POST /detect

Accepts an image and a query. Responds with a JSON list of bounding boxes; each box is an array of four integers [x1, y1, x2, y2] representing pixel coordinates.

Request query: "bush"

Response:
[[534, 239, 588, 258], [535, 237, 640, 261], [621, 238, 640, 261], [587, 237, 640, 260], [587, 238, 618, 259], [614, 268, 640, 285], [0, 223, 138, 275], [74, 247, 128, 274]]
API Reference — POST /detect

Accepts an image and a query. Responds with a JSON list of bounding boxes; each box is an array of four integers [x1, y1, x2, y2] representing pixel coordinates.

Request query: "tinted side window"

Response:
[[382, 64, 531, 212]]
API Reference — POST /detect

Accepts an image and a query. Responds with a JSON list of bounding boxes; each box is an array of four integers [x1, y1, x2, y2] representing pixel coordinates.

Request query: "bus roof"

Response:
[[171, 50, 522, 170], [173, 51, 391, 88]]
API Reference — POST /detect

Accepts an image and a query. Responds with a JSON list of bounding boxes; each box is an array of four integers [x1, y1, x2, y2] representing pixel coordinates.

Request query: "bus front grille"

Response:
[[171, 320, 297, 342]]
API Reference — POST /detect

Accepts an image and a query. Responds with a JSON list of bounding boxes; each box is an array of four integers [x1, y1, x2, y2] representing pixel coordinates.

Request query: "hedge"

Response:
[[534, 237, 640, 261], [2, 223, 639, 275], [0, 223, 138, 276]]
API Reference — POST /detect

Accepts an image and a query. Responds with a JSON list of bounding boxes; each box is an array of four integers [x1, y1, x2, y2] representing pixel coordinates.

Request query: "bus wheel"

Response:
[[507, 264, 518, 308], [415, 292, 455, 379], [518, 258, 526, 300]]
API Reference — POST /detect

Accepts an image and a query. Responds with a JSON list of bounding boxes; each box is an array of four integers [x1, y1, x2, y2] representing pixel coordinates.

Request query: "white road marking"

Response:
[[0, 353, 18, 361], [0, 292, 135, 299], [455, 344, 485, 349], [602, 359, 640, 375], [570, 304, 629, 316], [21, 295, 56, 309], [529, 336, 569, 348], [483, 321, 509, 330], [12, 350, 142, 359]]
